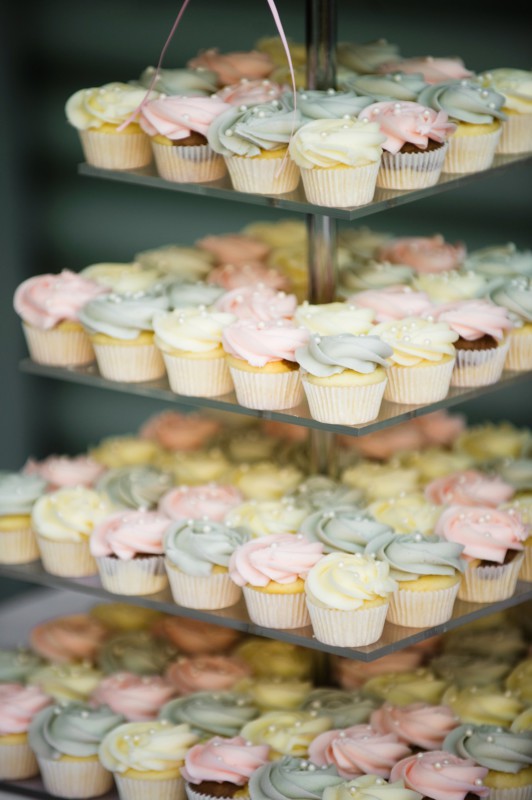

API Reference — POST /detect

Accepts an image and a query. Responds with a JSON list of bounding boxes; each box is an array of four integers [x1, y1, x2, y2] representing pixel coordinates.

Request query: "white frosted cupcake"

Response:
[[479, 68, 532, 154]]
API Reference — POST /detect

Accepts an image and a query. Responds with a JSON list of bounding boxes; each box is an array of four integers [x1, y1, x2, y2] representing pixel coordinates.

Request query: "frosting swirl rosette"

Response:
[[434, 504, 527, 562], [294, 302, 375, 336], [136, 244, 214, 280], [29, 702, 125, 759], [225, 499, 307, 538], [28, 663, 103, 702], [249, 755, 343, 800], [372, 317, 458, 366], [417, 80, 507, 125], [339, 261, 415, 294], [305, 551, 397, 611], [376, 56, 474, 84], [289, 118, 386, 169], [215, 78, 288, 106], [479, 68, 532, 114], [359, 101, 456, 154], [412, 270, 491, 304], [292, 89, 373, 120], [322, 775, 422, 800], [182, 734, 270, 784], [0, 648, 44, 683], [427, 299, 514, 341], [336, 39, 402, 74], [159, 691, 259, 738], [187, 48, 275, 86], [222, 318, 309, 367], [96, 465, 174, 510], [348, 287, 434, 322], [139, 95, 231, 140], [90, 672, 176, 721], [288, 476, 363, 512], [29, 613, 109, 664], [196, 232, 270, 265], [228, 533, 323, 588], [31, 486, 113, 543], [153, 307, 235, 354], [23, 455, 105, 490], [342, 71, 428, 101], [367, 492, 442, 536], [465, 243, 532, 280], [164, 518, 250, 577], [65, 82, 159, 130], [78, 289, 170, 340], [207, 100, 302, 157], [213, 285, 297, 322], [490, 277, 532, 324], [0, 683, 53, 735], [364, 531, 465, 582], [295, 333, 392, 377], [159, 483, 243, 522], [300, 506, 393, 554], [301, 689, 378, 728], [0, 471, 47, 516], [98, 631, 178, 676], [99, 720, 198, 774], [389, 750, 489, 800], [207, 263, 290, 292], [80, 262, 164, 295], [377, 235, 466, 274], [13, 270, 109, 330], [136, 65, 218, 96], [139, 410, 220, 451], [441, 685, 525, 727], [424, 469, 515, 507], [370, 703, 459, 750], [443, 723, 532, 776], [90, 509, 172, 560], [308, 724, 412, 779], [241, 711, 331, 758], [165, 655, 252, 695]]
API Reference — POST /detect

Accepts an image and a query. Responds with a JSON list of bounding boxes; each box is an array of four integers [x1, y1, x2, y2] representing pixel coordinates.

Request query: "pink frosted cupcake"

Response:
[[213, 284, 297, 322], [165, 655, 251, 695], [13, 270, 108, 366], [152, 616, 241, 655], [221, 318, 309, 409], [139, 410, 220, 452], [214, 78, 288, 106], [159, 483, 243, 522], [376, 235, 467, 274], [207, 262, 291, 292], [140, 95, 231, 182], [376, 56, 474, 84], [196, 233, 270, 266], [0, 683, 53, 779], [186, 49, 275, 86], [348, 286, 435, 323], [331, 649, 424, 690], [90, 509, 172, 595], [90, 672, 176, 721], [370, 703, 459, 751], [29, 613, 109, 664], [23, 454, 106, 490], [229, 533, 323, 629], [358, 101, 456, 190], [182, 734, 270, 800], [308, 723, 412, 779], [425, 469, 515, 508], [390, 750, 489, 800]]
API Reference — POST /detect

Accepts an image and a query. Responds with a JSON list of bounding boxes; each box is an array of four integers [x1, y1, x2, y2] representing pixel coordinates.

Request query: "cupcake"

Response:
[[165, 655, 251, 696], [376, 54, 473, 82], [0, 683, 53, 779], [234, 638, 314, 680], [207, 100, 302, 195], [228, 533, 323, 629], [13, 269, 108, 366], [417, 79, 507, 173], [136, 244, 214, 282], [372, 317, 458, 404], [28, 663, 103, 703], [300, 688, 378, 728], [89, 509, 172, 595], [0, 648, 45, 683], [97, 630, 178, 675], [478, 68, 532, 154], [80, 261, 165, 294], [339, 261, 415, 296], [156, 447, 232, 486], [164, 279, 226, 312], [159, 691, 259, 739], [154, 306, 236, 397], [365, 531, 465, 627], [294, 333, 393, 425], [441, 685, 524, 728], [140, 95, 231, 182], [196, 232, 271, 266], [237, 676, 312, 712], [90, 672, 176, 721], [99, 719, 199, 800], [221, 318, 309, 410], [159, 483, 243, 522], [181, 734, 270, 800], [322, 775, 422, 800], [390, 750, 489, 800], [294, 302, 375, 336], [28, 701, 124, 798], [240, 711, 330, 758], [341, 460, 420, 500], [213, 284, 297, 322], [153, 616, 241, 655], [0, 471, 46, 564], [293, 88, 374, 120], [424, 469, 515, 508], [465, 242, 532, 282], [29, 613, 109, 664], [96, 465, 174, 510], [65, 81, 158, 169], [288, 476, 363, 513], [308, 724, 412, 779], [186, 48, 275, 86], [139, 410, 220, 452], [288, 117, 385, 208], [348, 286, 434, 323], [490, 278, 532, 371], [249, 755, 344, 800], [136, 65, 218, 96], [89, 434, 163, 469], [207, 262, 291, 292], [304, 551, 397, 647], [358, 100, 456, 190], [225, 499, 309, 539], [214, 78, 288, 107], [367, 492, 442, 536], [336, 39, 403, 74], [31, 486, 113, 577], [341, 70, 428, 102], [331, 649, 424, 690], [90, 602, 164, 633], [164, 518, 249, 609], [23, 454, 106, 491], [376, 234, 466, 274]]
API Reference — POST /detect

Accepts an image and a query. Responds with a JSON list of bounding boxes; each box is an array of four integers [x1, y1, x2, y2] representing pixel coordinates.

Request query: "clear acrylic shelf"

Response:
[[19, 359, 532, 438], [78, 153, 532, 221], [1, 561, 531, 662]]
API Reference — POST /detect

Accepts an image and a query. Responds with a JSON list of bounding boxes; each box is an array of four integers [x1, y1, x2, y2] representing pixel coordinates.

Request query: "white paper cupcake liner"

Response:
[[506, 328, 532, 371], [302, 376, 386, 424], [229, 366, 303, 410], [22, 323, 95, 367], [0, 525, 39, 564], [92, 341, 166, 383], [243, 586, 310, 629], [443, 127, 502, 173], [458, 554, 524, 602], [387, 581, 460, 628], [79, 129, 152, 170], [301, 161, 380, 208], [451, 339, 510, 387], [115, 773, 185, 800], [96, 555, 168, 596], [384, 358, 455, 404], [0, 739, 39, 779], [152, 142, 227, 183], [186, 784, 243, 800], [496, 113, 532, 154], [225, 154, 300, 195], [37, 536, 97, 577], [306, 597, 389, 647], [377, 144, 447, 190], [162, 352, 234, 397], [166, 560, 242, 609], [37, 756, 113, 799], [486, 785, 532, 800], [519, 546, 532, 582]]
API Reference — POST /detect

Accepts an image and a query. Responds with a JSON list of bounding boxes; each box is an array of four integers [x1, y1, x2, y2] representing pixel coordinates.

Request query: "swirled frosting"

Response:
[[443, 723, 532, 774], [295, 333, 392, 377], [165, 655, 251, 695], [0, 649, 44, 683], [159, 691, 259, 738], [197, 233, 271, 265], [454, 422, 532, 464], [187, 48, 275, 86], [506, 657, 532, 703], [300, 506, 392, 554], [139, 410, 220, 451], [166, 280, 226, 310], [308, 724, 412, 779], [370, 703, 459, 750], [207, 100, 302, 157], [389, 750, 489, 800], [288, 476, 363, 512], [99, 720, 198, 773], [29, 702, 125, 758], [434, 504, 526, 562], [431, 652, 512, 689], [153, 307, 235, 354], [152, 616, 241, 656], [135, 244, 214, 280], [301, 689, 378, 728], [241, 712, 331, 757], [98, 631, 178, 675], [377, 236, 466, 275], [289, 118, 385, 168], [367, 492, 442, 536], [490, 277, 532, 323], [136, 66, 219, 96], [359, 101, 456, 154], [339, 262, 415, 294], [91, 672, 176, 721], [222, 318, 309, 366], [377, 56, 474, 85], [0, 683, 53, 735], [29, 613, 109, 664], [342, 71, 428, 102], [228, 533, 323, 588], [441, 686, 525, 727], [427, 299, 514, 341], [294, 302, 375, 336], [292, 89, 373, 120], [31, 486, 112, 543], [89, 435, 162, 469], [348, 287, 434, 323], [365, 531, 465, 581], [322, 774, 422, 800], [65, 82, 159, 129], [140, 95, 231, 140], [0, 471, 47, 515], [78, 290, 170, 340], [362, 670, 448, 707], [23, 455, 105, 490], [336, 40, 402, 74], [215, 78, 288, 106], [234, 639, 314, 680], [417, 80, 507, 125], [29, 663, 103, 702], [156, 447, 231, 486], [14, 270, 108, 329], [237, 677, 312, 711], [465, 243, 532, 280], [305, 551, 397, 610], [182, 734, 270, 784], [207, 263, 291, 292], [159, 483, 243, 522], [96, 465, 174, 510], [425, 469, 515, 507], [90, 509, 172, 559], [479, 68, 532, 114], [164, 518, 249, 576], [332, 650, 424, 691], [249, 755, 343, 800], [372, 317, 457, 366], [225, 499, 307, 538], [80, 262, 164, 295], [213, 285, 297, 322]]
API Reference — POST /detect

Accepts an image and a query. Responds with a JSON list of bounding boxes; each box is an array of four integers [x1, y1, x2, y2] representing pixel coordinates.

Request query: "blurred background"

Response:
[[1, 0, 531, 600]]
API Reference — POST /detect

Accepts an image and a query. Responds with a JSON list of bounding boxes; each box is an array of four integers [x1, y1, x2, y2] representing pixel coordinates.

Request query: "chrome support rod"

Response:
[[305, 0, 337, 91]]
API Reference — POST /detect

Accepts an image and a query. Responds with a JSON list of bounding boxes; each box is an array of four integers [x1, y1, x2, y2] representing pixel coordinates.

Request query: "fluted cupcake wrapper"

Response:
[[301, 161, 380, 208], [225, 154, 300, 195], [243, 585, 310, 629], [79, 129, 152, 170], [384, 358, 455, 404], [486, 786, 532, 800], [152, 142, 227, 183], [37, 756, 113, 799], [37, 536, 97, 577], [0, 739, 39, 779], [443, 127, 502, 173], [387, 581, 460, 628], [92, 341, 166, 383], [377, 144, 448, 190], [186, 784, 248, 800], [116, 773, 185, 800], [0, 524, 39, 564], [302, 375, 387, 425], [228, 366, 303, 410], [497, 113, 532, 154], [458, 553, 524, 602], [451, 339, 510, 387], [166, 560, 242, 609], [23, 323, 95, 367], [506, 328, 532, 371], [96, 554, 168, 596], [306, 597, 389, 647], [519, 546, 532, 582], [162, 352, 234, 397]]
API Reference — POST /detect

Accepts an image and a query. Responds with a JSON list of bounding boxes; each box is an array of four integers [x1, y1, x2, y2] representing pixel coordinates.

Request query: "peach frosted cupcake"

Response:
[[29, 613, 109, 664], [308, 724, 412, 779], [91, 672, 176, 721], [165, 655, 251, 696], [187, 48, 275, 86], [139, 410, 220, 452]]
